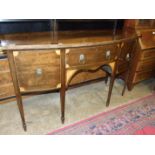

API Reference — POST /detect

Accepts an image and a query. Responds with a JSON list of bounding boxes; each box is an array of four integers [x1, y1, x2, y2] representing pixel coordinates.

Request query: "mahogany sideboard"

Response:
[[0, 19, 155, 131], [1, 35, 137, 131], [0, 29, 129, 101], [0, 31, 115, 101], [1, 20, 155, 102]]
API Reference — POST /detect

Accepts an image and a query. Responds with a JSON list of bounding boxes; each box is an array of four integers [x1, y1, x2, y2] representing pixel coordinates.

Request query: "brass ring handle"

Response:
[[79, 54, 86, 64], [35, 68, 43, 76], [105, 50, 111, 59], [126, 53, 130, 61]]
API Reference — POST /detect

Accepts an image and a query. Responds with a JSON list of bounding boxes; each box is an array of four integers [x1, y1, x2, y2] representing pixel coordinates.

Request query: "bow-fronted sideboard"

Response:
[[2, 35, 137, 131]]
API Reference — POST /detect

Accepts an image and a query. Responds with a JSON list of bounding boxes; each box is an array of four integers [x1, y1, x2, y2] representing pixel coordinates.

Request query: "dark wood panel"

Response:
[[137, 59, 155, 71], [133, 70, 155, 83], [124, 20, 155, 89], [138, 29, 155, 49], [140, 49, 155, 60]]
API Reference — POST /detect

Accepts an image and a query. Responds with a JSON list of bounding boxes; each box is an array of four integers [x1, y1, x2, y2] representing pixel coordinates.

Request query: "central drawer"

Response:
[[65, 44, 118, 68], [14, 50, 61, 91]]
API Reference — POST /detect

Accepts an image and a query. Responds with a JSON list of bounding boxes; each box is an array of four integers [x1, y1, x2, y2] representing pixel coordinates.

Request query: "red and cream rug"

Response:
[[48, 93, 155, 135]]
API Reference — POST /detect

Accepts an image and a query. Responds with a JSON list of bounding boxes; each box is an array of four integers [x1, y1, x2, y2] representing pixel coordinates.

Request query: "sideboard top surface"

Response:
[[0, 30, 136, 51]]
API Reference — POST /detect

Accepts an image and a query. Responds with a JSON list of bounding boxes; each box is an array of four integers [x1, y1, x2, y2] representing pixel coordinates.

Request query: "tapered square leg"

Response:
[[60, 49, 66, 124], [7, 51, 27, 131], [60, 88, 65, 124], [106, 75, 115, 107], [105, 73, 109, 85]]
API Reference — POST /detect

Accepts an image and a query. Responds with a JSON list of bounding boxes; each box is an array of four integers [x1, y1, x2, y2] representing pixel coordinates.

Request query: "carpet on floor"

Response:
[[48, 93, 155, 135]]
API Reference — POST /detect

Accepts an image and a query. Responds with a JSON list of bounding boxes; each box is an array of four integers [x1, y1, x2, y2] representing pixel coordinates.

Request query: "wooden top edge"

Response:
[[1, 35, 138, 51]]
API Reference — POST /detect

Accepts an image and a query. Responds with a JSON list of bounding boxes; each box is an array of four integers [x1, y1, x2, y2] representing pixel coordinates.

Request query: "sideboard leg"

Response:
[[60, 88, 65, 124], [128, 83, 134, 91], [106, 75, 115, 107], [122, 70, 129, 96], [105, 72, 109, 85], [60, 49, 66, 124], [16, 98, 27, 131], [106, 63, 117, 107], [7, 51, 27, 131]]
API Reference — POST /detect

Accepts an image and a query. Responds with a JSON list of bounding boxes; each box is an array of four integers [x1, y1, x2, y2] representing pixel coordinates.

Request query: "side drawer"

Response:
[[14, 50, 60, 66], [17, 64, 60, 91], [14, 50, 61, 91], [133, 70, 155, 83], [66, 44, 118, 68]]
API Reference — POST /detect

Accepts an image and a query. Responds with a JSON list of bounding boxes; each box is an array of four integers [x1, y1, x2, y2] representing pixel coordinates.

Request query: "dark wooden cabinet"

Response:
[[2, 35, 137, 130], [124, 19, 155, 29], [124, 20, 155, 90]]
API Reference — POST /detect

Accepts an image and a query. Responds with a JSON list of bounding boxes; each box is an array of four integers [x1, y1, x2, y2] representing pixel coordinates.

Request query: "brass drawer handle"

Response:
[[126, 53, 130, 61], [35, 68, 43, 76], [106, 50, 111, 59], [79, 54, 85, 64]]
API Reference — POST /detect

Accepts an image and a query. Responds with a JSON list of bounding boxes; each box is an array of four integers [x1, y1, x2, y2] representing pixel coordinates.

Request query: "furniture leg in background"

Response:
[[121, 70, 129, 96], [7, 51, 27, 131]]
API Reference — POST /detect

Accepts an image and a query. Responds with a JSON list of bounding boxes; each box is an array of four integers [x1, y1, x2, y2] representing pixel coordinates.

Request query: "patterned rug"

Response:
[[48, 93, 155, 135]]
